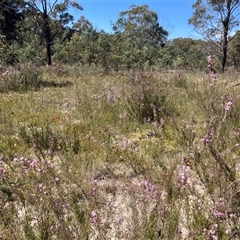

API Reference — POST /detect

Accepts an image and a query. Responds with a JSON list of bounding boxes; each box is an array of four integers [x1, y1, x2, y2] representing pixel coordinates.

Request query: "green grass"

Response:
[[0, 65, 240, 239]]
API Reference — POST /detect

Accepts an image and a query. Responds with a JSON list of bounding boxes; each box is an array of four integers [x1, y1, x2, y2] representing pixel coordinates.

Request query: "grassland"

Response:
[[0, 64, 240, 239]]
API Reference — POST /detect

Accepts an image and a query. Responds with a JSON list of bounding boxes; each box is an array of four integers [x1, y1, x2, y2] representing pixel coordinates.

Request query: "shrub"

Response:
[[124, 71, 177, 124], [0, 65, 43, 92]]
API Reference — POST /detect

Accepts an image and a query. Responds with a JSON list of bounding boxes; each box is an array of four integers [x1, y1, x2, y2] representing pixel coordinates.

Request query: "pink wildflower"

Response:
[[101, 218, 107, 224], [3, 202, 9, 210], [55, 177, 60, 184], [206, 55, 217, 85], [178, 156, 189, 186], [91, 211, 98, 223], [225, 100, 232, 111]]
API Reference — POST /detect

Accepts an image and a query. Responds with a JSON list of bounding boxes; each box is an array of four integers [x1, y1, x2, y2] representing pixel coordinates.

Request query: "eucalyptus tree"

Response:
[[113, 5, 168, 46], [72, 16, 94, 34], [24, 0, 83, 65], [112, 5, 168, 69], [188, 0, 240, 72]]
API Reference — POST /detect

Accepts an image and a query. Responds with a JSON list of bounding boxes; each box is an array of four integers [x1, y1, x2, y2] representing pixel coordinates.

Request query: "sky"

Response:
[[71, 0, 198, 40]]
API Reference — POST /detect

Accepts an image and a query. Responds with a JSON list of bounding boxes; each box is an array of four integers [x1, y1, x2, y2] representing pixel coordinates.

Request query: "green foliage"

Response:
[[124, 71, 177, 123], [228, 30, 240, 68], [72, 16, 93, 34], [1, 2, 240, 72], [0, 0, 23, 41], [51, 0, 83, 26], [109, 4, 168, 70], [53, 33, 82, 64], [2, 1, 239, 71], [0, 40, 18, 65], [113, 5, 168, 46], [171, 38, 206, 70], [19, 124, 59, 156], [14, 33, 45, 65], [189, 0, 240, 71], [22, 0, 83, 65]]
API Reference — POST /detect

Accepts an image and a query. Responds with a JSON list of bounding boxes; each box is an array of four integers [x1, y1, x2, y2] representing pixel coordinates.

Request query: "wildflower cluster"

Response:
[[225, 100, 232, 111], [203, 224, 219, 240], [207, 55, 216, 86], [201, 128, 214, 145], [91, 210, 98, 224], [177, 156, 190, 187], [212, 198, 236, 221]]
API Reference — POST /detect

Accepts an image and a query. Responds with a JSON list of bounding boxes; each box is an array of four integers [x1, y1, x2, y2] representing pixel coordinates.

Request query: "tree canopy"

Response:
[[113, 5, 168, 46], [2, 2, 240, 71]]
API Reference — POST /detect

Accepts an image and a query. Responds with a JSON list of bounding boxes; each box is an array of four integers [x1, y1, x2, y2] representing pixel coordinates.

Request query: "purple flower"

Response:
[[48, 224, 59, 232], [214, 211, 225, 219], [55, 177, 60, 184], [91, 211, 98, 223], [101, 218, 107, 224], [30, 159, 38, 168], [225, 100, 232, 111], [207, 55, 211, 63], [201, 128, 214, 144], [3, 202, 9, 210], [152, 121, 158, 128], [206, 55, 217, 85]]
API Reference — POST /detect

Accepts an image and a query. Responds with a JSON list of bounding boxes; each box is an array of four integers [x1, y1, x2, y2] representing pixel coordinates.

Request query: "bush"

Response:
[[0, 65, 43, 92], [124, 71, 177, 123]]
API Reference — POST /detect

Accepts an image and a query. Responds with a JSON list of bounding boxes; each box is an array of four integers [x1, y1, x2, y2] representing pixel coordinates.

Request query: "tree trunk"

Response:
[[43, 13, 52, 66], [221, 43, 227, 73], [221, 34, 227, 73], [221, 1, 231, 73], [45, 24, 52, 66], [222, 25, 228, 72]]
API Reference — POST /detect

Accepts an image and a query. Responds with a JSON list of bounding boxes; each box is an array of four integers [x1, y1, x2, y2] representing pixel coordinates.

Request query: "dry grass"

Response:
[[0, 65, 240, 239]]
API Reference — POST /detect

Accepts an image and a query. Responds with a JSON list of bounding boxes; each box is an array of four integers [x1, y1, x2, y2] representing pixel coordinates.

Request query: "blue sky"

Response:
[[71, 0, 197, 39]]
